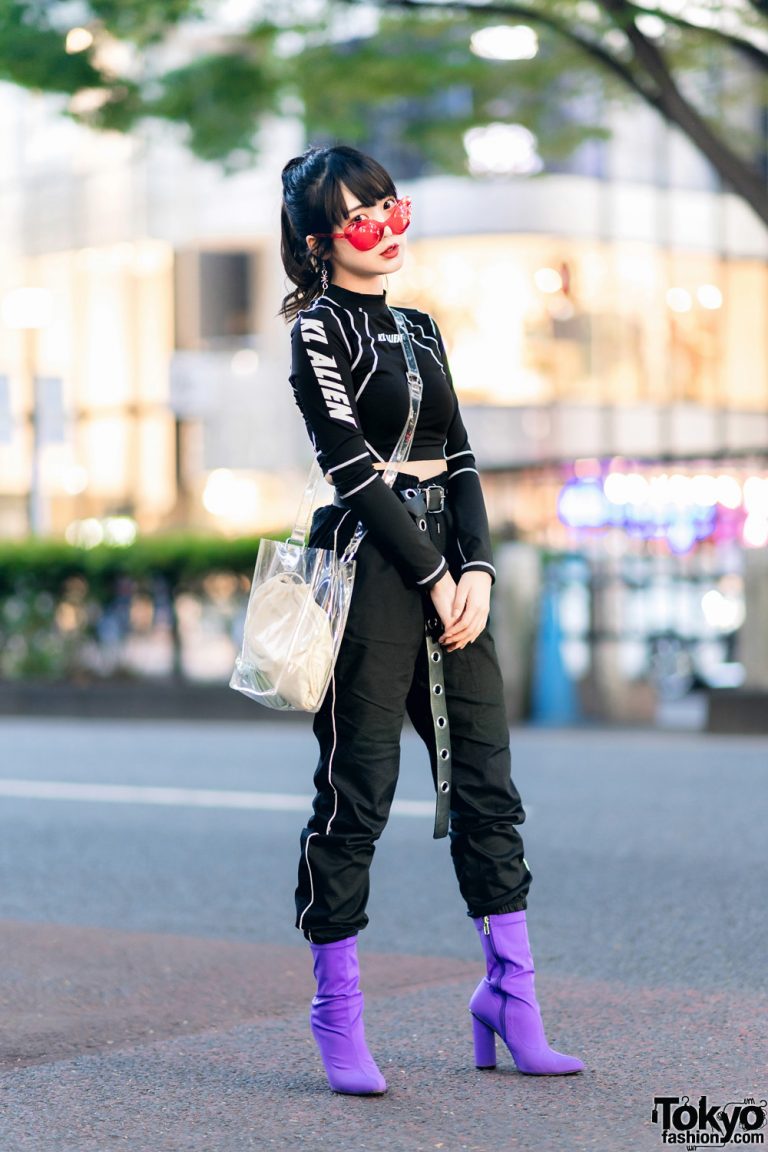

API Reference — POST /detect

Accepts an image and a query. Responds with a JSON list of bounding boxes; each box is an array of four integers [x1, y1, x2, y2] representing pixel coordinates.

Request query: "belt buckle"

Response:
[[423, 484, 445, 513]]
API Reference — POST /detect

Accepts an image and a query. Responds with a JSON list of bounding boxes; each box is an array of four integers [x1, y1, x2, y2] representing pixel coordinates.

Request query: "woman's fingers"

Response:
[[450, 584, 468, 620], [441, 599, 485, 637], [436, 572, 491, 644], [438, 576, 491, 647], [441, 608, 487, 649]]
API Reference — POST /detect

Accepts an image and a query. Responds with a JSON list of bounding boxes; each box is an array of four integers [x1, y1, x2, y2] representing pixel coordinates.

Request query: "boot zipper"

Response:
[[482, 916, 507, 1040]]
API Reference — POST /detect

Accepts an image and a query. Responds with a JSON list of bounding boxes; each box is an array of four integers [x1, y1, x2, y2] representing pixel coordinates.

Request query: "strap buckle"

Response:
[[423, 484, 445, 513], [406, 370, 423, 398]]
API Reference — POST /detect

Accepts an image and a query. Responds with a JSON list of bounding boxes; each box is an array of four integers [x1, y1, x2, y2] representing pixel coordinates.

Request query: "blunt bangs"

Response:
[[314, 149, 397, 234]]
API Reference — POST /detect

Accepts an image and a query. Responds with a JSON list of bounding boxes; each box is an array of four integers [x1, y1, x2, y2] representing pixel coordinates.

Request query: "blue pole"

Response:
[[531, 566, 580, 726]]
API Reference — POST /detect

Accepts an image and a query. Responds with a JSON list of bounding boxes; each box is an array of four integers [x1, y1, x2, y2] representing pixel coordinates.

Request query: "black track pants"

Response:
[[295, 472, 532, 944]]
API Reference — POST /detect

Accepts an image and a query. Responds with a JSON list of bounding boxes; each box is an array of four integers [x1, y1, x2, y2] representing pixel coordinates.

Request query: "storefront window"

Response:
[[0, 240, 176, 537], [398, 236, 768, 412]]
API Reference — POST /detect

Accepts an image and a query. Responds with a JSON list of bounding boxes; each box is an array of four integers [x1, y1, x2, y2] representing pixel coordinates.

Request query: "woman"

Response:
[[280, 144, 584, 1095]]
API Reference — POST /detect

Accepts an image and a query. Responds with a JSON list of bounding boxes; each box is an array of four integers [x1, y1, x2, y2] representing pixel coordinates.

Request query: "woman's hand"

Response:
[[438, 571, 492, 651], [428, 570, 459, 635]]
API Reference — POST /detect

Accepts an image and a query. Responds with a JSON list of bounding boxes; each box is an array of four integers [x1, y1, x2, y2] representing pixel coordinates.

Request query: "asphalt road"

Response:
[[0, 718, 766, 1152]]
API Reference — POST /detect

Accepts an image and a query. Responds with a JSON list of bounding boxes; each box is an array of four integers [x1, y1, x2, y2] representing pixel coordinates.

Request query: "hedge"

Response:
[[0, 533, 277, 597], [0, 532, 286, 681]]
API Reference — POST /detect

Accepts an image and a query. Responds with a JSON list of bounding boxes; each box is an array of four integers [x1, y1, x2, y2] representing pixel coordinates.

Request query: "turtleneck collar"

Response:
[[325, 282, 389, 314]]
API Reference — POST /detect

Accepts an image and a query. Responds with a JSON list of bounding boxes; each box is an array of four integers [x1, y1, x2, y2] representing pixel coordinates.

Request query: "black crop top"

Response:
[[289, 282, 495, 590]]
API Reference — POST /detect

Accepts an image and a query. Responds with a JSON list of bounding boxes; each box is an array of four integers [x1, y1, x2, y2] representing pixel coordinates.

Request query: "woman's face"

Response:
[[320, 183, 407, 289]]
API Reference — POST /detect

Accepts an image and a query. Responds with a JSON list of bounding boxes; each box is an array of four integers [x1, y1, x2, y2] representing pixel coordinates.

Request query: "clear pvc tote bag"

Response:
[[229, 307, 423, 713]]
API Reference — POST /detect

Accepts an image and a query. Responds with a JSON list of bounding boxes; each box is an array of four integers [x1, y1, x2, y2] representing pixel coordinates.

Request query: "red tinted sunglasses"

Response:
[[314, 197, 412, 252]]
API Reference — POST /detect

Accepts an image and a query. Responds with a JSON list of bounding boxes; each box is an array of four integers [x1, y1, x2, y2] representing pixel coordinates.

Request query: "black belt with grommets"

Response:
[[400, 487, 452, 839]]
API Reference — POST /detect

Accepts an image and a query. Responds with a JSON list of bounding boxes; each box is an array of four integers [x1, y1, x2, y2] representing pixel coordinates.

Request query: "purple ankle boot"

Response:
[[309, 937, 387, 1095], [469, 911, 584, 1076]]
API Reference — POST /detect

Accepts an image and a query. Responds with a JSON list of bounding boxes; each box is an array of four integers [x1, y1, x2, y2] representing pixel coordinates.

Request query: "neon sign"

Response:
[[556, 472, 763, 553]]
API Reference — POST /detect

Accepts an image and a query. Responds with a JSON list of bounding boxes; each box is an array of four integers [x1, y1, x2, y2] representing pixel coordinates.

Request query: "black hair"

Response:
[[279, 144, 397, 321]]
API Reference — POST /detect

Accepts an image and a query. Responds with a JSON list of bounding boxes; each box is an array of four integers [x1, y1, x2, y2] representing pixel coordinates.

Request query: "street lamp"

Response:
[[2, 287, 54, 535]]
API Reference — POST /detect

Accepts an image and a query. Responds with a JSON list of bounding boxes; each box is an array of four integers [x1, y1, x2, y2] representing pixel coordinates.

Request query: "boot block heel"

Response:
[[471, 1013, 497, 1070]]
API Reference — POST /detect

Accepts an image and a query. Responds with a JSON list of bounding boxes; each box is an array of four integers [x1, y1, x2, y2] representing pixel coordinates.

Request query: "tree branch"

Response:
[[333, 0, 768, 227], [601, 0, 768, 223], [623, 1, 768, 72], [332, 0, 658, 105]]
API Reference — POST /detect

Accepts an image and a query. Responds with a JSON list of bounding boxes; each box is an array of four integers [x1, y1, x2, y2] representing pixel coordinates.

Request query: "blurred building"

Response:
[[0, 35, 766, 716], [0, 80, 305, 543], [391, 113, 768, 718]]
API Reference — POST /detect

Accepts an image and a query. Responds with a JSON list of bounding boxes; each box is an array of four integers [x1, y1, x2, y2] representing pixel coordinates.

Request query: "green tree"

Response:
[[0, 0, 766, 224]]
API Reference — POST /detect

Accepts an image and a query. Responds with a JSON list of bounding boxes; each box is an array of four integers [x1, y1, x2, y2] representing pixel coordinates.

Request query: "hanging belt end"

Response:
[[433, 818, 449, 840]]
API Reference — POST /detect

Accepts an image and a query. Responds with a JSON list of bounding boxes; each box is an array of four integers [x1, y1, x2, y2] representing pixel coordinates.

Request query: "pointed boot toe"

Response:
[[309, 938, 388, 1096]]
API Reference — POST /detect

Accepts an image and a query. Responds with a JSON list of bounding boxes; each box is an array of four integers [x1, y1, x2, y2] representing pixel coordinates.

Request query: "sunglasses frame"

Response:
[[312, 197, 412, 252]]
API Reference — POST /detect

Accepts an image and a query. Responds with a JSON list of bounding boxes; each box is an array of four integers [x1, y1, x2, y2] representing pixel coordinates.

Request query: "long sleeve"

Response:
[[433, 322, 497, 583], [290, 307, 448, 590]]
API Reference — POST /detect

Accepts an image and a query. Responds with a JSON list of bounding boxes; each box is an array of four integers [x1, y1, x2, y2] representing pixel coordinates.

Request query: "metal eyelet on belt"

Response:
[[418, 517, 427, 532]]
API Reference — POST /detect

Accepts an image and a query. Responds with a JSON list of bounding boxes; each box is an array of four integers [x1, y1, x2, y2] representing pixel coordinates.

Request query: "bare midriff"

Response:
[[372, 459, 446, 481]]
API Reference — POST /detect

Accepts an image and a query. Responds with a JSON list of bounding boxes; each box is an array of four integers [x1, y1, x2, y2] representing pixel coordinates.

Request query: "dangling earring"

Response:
[[320, 262, 329, 292]]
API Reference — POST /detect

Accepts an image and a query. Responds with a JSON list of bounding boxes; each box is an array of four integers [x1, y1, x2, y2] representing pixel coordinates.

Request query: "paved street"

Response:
[[0, 718, 766, 1151]]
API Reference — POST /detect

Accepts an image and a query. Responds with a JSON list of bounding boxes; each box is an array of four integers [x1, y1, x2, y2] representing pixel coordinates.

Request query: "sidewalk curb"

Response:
[[0, 680, 310, 723]]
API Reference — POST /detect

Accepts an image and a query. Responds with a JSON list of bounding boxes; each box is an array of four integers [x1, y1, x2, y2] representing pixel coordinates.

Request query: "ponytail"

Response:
[[279, 149, 333, 322], [279, 202, 328, 322]]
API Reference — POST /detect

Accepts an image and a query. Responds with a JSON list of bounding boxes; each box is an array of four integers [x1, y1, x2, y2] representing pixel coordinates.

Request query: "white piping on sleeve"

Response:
[[446, 449, 474, 461], [339, 473, 377, 499], [416, 556, 447, 586], [462, 560, 496, 576], [326, 451, 370, 474], [364, 439, 385, 462], [448, 467, 479, 480]]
